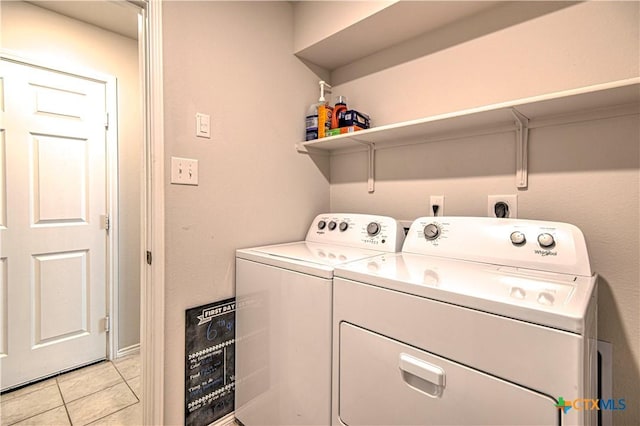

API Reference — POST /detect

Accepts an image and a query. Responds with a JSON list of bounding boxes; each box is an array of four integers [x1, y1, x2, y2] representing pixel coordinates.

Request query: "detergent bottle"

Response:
[[305, 81, 333, 140], [331, 96, 347, 129]]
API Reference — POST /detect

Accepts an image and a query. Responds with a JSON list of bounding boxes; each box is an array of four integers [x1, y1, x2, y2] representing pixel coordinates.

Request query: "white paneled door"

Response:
[[0, 58, 108, 390]]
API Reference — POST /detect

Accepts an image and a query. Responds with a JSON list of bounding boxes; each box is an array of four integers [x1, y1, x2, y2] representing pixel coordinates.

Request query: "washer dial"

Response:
[[328, 221, 337, 231], [366, 222, 381, 236], [339, 222, 349, 232], [317, 220, 326, 230]]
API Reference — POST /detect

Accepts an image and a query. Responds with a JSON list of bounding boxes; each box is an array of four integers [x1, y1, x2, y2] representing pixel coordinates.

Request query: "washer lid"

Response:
[[237, 241, 386, 278], [335, 252, 597, 334]]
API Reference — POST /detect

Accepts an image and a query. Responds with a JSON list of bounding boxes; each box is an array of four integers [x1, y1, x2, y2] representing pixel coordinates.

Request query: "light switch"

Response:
[[196, 113, 211, 139], [171, 157, 198, 185]]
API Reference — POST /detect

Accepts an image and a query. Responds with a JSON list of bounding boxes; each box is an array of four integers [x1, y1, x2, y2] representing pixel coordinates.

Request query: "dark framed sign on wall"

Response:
[[185, 298, 236, 426]]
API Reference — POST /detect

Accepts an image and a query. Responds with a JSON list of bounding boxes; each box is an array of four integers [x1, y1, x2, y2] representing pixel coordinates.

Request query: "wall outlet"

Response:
[[488, 194, 517, 218], [429, 195, 444, 217], [171, 157, 199, 185]]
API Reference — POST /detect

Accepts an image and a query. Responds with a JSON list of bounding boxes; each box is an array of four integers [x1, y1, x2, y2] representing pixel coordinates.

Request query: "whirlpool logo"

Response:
[[556, 397, 626, 413], [534, 249, 557, 257]]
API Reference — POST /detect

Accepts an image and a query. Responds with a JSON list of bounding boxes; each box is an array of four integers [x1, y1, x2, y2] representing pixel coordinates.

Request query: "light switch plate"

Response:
[[171, 157, 198, 185], [196, 113, 211, 138]]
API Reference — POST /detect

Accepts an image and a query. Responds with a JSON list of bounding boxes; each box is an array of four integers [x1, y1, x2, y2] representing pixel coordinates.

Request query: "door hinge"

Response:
[[104, 315, 111, 332], [105, 112, 109, 129], [146, 250, 152, 265], [102, 215, 110, 232]]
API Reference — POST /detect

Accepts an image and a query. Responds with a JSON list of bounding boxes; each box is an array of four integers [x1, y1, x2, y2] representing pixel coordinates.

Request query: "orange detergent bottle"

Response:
[[331, 96, 347, 129]]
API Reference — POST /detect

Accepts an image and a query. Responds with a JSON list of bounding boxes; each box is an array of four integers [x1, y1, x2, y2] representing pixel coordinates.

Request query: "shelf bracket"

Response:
[[511, 107, 529, 189], [367, 143, 375, 193]]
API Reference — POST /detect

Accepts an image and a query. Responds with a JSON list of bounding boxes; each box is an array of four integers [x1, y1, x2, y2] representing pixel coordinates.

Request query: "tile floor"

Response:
[[1, 353, 141, 426]]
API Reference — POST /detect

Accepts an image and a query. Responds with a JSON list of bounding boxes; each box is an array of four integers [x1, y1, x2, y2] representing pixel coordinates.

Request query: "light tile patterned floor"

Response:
[[1, 353, 141, 426]]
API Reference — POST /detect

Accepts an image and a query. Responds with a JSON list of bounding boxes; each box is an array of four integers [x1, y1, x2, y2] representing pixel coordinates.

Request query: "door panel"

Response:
[[0, 129, 6, 227], [0, 257, 6, 357], [34, 250, 88, 345], [0, 58, 108, 390], [33, 135, 88, 224]]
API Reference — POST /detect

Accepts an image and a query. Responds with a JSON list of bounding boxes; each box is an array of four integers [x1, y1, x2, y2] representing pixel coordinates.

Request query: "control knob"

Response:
[[339, 222, 349, 232], [423, 223, 440, 240], [510, 231, 526, 246], [317, 220, 326, 230], [328, 221, 337, 231], [537, 233, 555, 248], [367, 222, 381, 236]]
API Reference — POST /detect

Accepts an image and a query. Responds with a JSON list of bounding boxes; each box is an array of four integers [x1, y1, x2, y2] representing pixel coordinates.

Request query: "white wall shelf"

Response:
[[293, 1, 499, 72], [296, 79, 640, 193]]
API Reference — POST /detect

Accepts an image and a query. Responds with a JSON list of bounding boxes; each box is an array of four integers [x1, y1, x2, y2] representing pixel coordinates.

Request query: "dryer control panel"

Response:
[[403, 217, 592, 276], [306, 213, 405, 253]]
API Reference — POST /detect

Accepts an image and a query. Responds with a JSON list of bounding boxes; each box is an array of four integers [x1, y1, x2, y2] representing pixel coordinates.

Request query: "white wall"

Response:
[[1, 1, 142, 350], [330, 2, 639, 424], [161, 1, 329, 423]]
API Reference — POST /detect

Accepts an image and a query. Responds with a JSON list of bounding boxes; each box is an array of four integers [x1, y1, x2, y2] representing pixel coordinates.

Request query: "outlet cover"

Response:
[[488, 194, 517, 218], [429, 195, 445, 217], [171, 157, 198, 185]]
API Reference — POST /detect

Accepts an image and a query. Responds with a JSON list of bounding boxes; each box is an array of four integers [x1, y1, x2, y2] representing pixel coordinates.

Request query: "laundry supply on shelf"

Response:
[[331, 96, 348, 129], [305, 80, 333, 141]]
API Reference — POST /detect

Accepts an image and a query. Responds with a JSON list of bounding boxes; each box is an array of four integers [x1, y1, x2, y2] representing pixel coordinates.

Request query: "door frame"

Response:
[[2, 0, 166, 419], [0, 50, 119, 369], [137, 0, 165, 424]]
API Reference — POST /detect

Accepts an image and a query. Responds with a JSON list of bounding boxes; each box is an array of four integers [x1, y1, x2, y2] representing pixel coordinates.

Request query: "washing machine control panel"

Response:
[[307, 213, 405, 252], [403, 217, 592, 276]]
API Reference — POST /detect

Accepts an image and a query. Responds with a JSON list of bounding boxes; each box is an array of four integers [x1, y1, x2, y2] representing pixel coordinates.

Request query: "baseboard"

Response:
[[116, 343, 140, 358]]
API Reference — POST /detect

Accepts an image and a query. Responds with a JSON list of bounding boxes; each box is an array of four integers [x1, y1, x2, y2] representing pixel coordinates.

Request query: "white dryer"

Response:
[[332, 216, 597, 426], [235, 213, 405, 426]]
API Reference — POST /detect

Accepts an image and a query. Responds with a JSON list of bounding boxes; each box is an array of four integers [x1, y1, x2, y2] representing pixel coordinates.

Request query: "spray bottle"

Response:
[[305, 81, 333, 140]]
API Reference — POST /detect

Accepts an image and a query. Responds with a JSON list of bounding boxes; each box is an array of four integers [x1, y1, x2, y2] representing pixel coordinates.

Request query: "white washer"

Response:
[[235, 213, 405, 426], [332, 217, 597, 426]]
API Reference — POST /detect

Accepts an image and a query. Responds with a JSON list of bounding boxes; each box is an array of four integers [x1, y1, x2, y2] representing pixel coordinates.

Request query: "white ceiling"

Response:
[[27, 0, 140, 40]]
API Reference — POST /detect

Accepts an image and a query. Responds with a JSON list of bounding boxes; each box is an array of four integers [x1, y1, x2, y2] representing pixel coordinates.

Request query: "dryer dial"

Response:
[[423, 223, 440, 240]]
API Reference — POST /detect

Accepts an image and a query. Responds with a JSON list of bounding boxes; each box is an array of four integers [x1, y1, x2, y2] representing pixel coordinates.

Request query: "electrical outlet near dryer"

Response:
[[488, 194, 518, 218]]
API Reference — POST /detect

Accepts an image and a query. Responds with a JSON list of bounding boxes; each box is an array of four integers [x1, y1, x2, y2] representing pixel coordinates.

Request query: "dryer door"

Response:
[[338, 323, 559, 426]]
